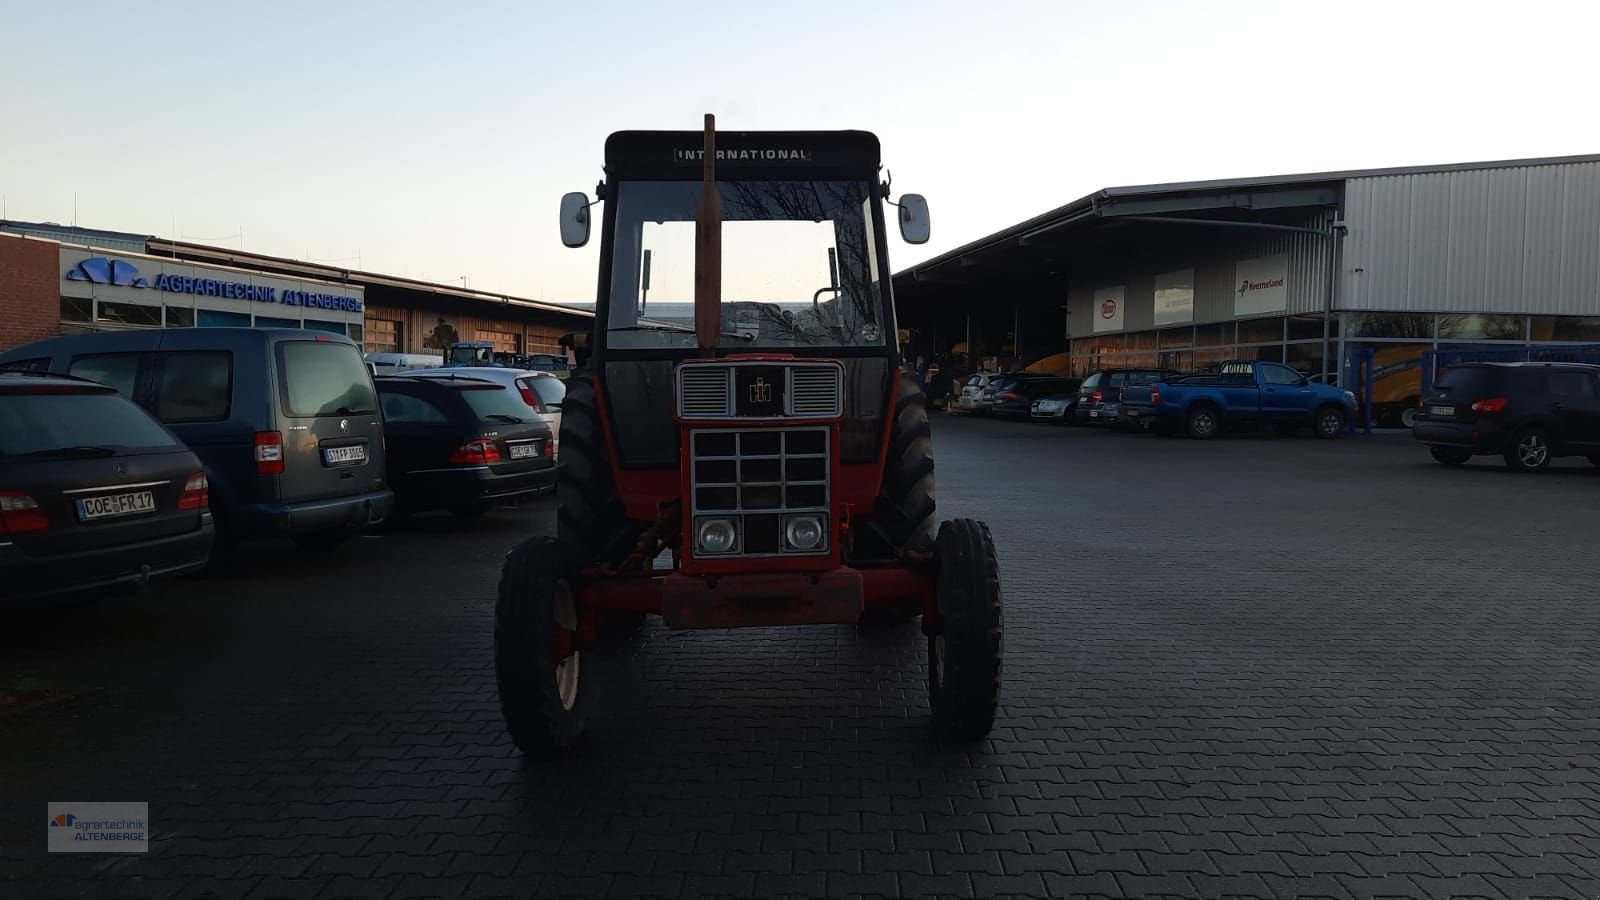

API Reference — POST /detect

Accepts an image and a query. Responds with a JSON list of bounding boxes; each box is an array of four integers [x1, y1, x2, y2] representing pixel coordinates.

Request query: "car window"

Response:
[[1080, 374, 1101, 390], [526, 376, 566, 406], [1434, 367, 1501, 396], [1545, 371, 1597, 398], [0, 357, 50, 373], [0, 391, 180, 456], [378, 390, 450, 424], [155, 351, 233, 423], [1106, 374, 1126, 389], [459, 386, 534, 422], [68, 353, 141, 397], [277, 341, 377, 417], [1261, 364, 1302, 386]]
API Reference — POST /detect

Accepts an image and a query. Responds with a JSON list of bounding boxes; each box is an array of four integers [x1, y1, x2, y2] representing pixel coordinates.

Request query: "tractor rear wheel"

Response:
[[853, 373, 936, 560], [928, 518, 1003, 741], [556, 372, 641, 567], [495, 536, 586, 755]]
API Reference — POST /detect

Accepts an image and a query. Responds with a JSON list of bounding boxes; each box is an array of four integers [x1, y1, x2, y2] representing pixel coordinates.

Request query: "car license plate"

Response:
[[1429, 405, 1454, 417], [509, 443, 537, 459], [77, 490, 156, 521], [1126, 409, 1143, 418], [323, 445, 368, 465], [1089, 410, 1102, 418]]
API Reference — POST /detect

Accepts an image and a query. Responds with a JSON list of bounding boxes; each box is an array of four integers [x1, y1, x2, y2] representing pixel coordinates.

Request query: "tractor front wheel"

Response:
[[927, 518, 1003, 741], [495, 536, 587, 755]]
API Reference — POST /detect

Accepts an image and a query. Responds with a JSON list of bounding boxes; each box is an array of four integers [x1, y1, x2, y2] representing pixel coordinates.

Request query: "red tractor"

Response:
[[494, 117, 1002, 754]]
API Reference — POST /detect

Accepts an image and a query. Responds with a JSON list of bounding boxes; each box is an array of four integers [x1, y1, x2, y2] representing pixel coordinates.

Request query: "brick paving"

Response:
[[3, 416, 1600, 898]]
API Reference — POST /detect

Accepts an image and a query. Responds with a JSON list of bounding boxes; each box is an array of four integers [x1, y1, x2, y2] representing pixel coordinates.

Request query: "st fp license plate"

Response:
[[1429, 405, 1454, 417], [509, 443, 537, 460], [77, 490, 156, 521], [323, 445, 368, 465]]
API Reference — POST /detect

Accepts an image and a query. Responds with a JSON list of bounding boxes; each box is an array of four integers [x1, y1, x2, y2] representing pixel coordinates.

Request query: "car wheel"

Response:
[[927, 518, 1002, 741], [495, 536, 586, 755], [1430, 447, 1472, 466], [1313, 406, 1347, 440], [1504, 428, 1552, 472], [1400, 407, 1421, 428], [1185, 406, 1219, 440]]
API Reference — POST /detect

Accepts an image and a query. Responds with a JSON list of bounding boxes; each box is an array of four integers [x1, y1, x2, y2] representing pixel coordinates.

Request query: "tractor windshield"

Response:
[[606, 180, 886, 350]]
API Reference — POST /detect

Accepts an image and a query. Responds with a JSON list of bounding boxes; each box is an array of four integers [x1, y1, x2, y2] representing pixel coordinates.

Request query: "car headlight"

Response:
[[696, 517, 737, 554], [784, 514, 825, 551]]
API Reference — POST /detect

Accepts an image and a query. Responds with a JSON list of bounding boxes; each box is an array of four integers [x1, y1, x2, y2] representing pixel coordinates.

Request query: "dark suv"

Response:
[[1412, 362, 1600, 471], [1074, 368, 1179, 426], [0, 329, 393, 553]]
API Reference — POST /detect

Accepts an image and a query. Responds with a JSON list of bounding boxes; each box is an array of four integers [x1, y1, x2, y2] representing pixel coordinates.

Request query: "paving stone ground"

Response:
[[3, 415, 1600, 899]]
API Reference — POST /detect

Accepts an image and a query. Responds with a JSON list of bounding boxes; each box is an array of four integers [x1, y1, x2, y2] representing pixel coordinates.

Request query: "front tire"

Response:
[[928, 518, 1002, 741], [1313, 406, 1347, 439], [1504, 428, 1552, 472], [1430, 447, 1472, 466], [557, 372, 640, 567], [852, 373, 936, 561], [495, 536, 586, 755]]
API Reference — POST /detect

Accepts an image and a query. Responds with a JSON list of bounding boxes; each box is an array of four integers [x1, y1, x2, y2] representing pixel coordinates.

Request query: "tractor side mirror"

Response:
[[560, 192, 591, 248], [897, 194, 930, 244]]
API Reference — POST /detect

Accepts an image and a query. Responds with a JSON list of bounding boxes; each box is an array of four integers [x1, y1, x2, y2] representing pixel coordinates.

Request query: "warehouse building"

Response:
[[0, 221, 591, 359], [894, 153, 1600, 425]]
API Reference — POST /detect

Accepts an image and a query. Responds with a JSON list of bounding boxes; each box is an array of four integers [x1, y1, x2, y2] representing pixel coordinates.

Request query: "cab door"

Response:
[[1545, 370, 1600, 450], [1259, 362, 1313, 420]]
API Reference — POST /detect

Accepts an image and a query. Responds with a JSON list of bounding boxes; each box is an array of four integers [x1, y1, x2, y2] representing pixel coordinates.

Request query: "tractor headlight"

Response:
[[696, 517, 737, 554], [783, 514, 825, 552]]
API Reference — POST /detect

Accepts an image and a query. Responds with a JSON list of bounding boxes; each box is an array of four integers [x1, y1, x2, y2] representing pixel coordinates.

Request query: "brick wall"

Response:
[[0, 235, 61, 352]]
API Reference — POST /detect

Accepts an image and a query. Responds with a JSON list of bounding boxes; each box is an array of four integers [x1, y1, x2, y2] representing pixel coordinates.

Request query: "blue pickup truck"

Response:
[[1121, 360, 1356, 439]]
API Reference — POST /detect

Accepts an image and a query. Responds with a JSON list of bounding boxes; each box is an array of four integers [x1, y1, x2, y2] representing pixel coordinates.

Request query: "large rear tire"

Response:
[[852, 373, 936, 560], [556, 372, 640, 567], [928, 518, 1003, 741], [495, 536, 586, 755]]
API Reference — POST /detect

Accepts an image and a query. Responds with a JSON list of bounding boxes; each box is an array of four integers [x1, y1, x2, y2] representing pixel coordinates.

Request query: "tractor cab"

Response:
[[493, 118, 1003, 756], [444, 341, 498, 367]]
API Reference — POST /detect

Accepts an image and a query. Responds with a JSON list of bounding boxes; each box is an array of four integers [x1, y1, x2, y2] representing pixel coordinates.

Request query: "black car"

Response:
[[1074, 368, 1180, 426], [0, 373, 214, 606], [1412, 362, 1600, 471], [376, 375, 558, 517], [988, 374, 1079, 419]]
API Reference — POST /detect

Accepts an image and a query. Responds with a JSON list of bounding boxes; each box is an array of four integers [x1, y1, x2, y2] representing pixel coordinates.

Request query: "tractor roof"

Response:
[[604, 130, 881, 180]]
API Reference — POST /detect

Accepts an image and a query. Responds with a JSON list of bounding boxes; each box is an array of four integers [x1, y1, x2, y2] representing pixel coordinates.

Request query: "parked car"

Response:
[[0, 329, 394, 555], [1074, 368, 1180, 426], [955, 373, 1002, 413], [1412, 362, 1600, 471], [1143, 360, 1356, 439], [1030, 387, 1084, 424], [393, 367, 565, 458], [364, 352, 444, 375], [374, 376, 557, 517], [1, 373, 214, 605], [987, 374, 1078, 419]]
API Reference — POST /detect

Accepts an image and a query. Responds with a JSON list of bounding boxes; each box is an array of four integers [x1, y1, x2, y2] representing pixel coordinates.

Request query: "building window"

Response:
[[303, 319, 347, 335], [166, 307, 195, 328], [255, 316, 301, 329], [366, 318, 403, 353], [198, 309, 251, 328], [61, 297, 92, 323], [476, 329, 520, 354], [1158, 327, 1193, 350], [1346, 312, 1434, 339], [1287, 314, 1336, 341], [1530, 316, 1600, 343], [1237, 317, 1284, 344], [1195, 323, 1233, 346], [1438, 314, 1524, 341], [96, 300, 163, 328], [346, 323, 364, 343]]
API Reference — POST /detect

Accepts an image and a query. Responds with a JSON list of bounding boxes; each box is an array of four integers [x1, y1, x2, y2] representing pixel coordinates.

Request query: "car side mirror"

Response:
[[896, 194, 930, 244], [560, 192, 591, 248]]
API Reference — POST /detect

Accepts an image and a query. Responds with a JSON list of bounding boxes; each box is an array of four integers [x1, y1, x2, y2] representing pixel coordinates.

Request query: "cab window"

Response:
[[69, 353, 141, 397]]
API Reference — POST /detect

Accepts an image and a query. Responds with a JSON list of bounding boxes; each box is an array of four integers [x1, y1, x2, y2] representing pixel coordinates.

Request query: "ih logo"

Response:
[[66, 257, 149, 288], [749, 377, 772, 404], [51, 814, 76, 827]]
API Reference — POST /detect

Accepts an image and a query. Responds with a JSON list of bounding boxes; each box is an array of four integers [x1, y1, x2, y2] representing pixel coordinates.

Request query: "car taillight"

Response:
[[543, 440, 556, 457], [1151, 387, 1162, 406], [0, 492, 48, 533], [1000, 391, 1018, 400], [1471, 396, 1509, 414], [449, 440, 502, 464], [1091, 389, 1103, 404], [518, 385, 547, 413], [178, 472, 209, 510], [254, 431, 284, 475]]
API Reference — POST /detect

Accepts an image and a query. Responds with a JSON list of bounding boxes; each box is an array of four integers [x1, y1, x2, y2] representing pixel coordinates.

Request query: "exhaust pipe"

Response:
[[694, 113, 722, 351]]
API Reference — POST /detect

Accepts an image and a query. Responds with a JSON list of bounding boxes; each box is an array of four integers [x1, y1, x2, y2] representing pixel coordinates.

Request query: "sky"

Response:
[[4, 0, 1599, 305]]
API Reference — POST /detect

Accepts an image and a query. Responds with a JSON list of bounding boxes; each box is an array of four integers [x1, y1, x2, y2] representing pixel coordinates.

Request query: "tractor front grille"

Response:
[[678, 366, 733, 417], [690, 426, 829, 556], [676, 361, 843, 419]]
